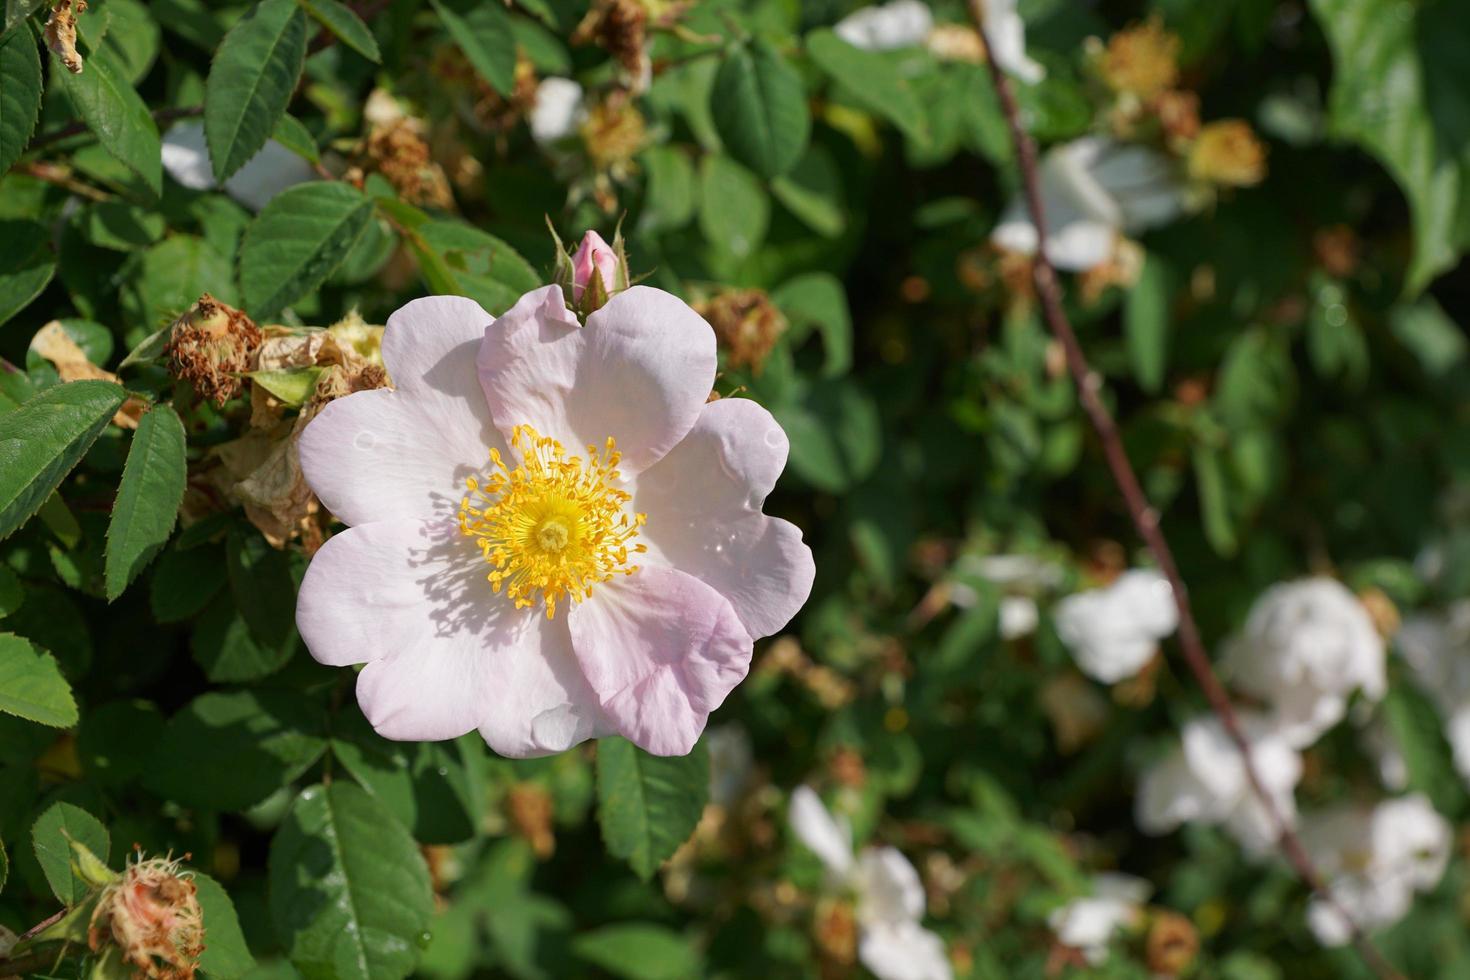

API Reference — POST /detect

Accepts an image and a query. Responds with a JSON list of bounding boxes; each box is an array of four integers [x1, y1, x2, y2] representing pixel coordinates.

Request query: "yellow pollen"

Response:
[[458, 424, 647, 619]]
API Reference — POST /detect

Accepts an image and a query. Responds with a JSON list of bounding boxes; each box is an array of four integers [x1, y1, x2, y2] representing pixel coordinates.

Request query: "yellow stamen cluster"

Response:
[[459, 424, 646, 618]]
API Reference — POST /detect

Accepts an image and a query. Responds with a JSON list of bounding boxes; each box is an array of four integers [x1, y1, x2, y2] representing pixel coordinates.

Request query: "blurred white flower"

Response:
[[1223, 578, 1386, 748], [706, 724, 754, 808], [834, 0, 934, 51], [1397, 601, 1470, 783], [1136, 714, 1301, 859], [789, 787, 952, 980], [161, 122, 314, 211], [1048, 873, 1150, 965], [529, 77, 585, 145], [1054, 569, 1177, 683], [976, 0, 1044, 83], [951, 553, 1063, 640], [991, 137, 1188, 270], [1302, 793, 1450, 947]]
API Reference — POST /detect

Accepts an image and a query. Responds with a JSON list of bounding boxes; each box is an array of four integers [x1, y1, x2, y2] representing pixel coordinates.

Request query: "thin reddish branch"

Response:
[[965, 4, 1402, 978]]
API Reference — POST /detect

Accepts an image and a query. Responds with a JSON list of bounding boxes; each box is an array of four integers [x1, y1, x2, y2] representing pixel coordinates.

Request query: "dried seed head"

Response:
[[574, 0, 650, 81], [695, 289, 788, 375], [1145, 910, 1199, 977], [166, 294, 262, 407], [88, 856, 206, 980], [1188, 120, 1268, 187], [1097, 18, 1180, 100], [580, 95, 648, 172], [507, 783, 557, 859]]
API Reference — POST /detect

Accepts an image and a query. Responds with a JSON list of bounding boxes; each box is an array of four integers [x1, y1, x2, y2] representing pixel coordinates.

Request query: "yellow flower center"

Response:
[[458, 424, 646, 619]]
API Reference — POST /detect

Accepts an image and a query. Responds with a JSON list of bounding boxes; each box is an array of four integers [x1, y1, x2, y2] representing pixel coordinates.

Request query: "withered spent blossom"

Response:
[[695, 289, 788, 375], [46, 0, 87, 74], [165, 294, 262, 407], [1096, 17, 1180, 100], [1144, 909, 1199, 976], [88, 856, 206, 980]]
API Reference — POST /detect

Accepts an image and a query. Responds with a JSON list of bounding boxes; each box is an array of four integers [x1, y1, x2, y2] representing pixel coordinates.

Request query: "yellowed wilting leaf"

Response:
[[32, 321, 145, 428]]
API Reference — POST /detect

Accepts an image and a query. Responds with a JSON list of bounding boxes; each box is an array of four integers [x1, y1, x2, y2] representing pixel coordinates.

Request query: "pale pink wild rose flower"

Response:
[[294, 252, 816, 757]]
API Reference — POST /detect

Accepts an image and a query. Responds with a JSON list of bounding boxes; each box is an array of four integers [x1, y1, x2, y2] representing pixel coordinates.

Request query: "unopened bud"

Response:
[[88, 856, 205, 980], [166, 294, 262, 407], [553, 225, 631, 318]]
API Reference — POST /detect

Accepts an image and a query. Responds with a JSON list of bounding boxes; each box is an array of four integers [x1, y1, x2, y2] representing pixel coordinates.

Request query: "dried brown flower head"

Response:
[[580, 94, 648, 173], [1099, 18, 1180, 100], [166, 294, 262, 407], [1145, 909, 1199, 977], [88, 857, 206, 980], [695, 289, 788, 375], [574, 0, 650, 81], [1188, 120, 1268, 187], [507, 783, 557, 859]]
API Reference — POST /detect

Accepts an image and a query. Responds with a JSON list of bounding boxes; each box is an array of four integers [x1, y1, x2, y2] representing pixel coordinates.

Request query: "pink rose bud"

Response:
[[571, 230, 619, 303]]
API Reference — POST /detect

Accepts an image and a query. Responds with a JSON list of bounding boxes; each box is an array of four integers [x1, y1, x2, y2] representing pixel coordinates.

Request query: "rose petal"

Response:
[[298, 296, 500, 526], [478, 285, 716, 474], [856, 847, 926, 925], [296, 518, 609, 755], [858, 920, 953, 980], [789, 785, 855, 877], [634, 397, 814, 638], [567, 565, 751, 755]]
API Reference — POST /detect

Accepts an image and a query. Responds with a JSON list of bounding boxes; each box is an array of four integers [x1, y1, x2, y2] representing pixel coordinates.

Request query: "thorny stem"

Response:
[[965, 4, 1404, 979]]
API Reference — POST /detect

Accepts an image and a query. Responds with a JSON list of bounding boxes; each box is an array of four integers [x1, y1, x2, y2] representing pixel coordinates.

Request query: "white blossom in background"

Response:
[[1054, 569, 1177, 683], [706, 724, 754, 808], [789, 787, 952, 980], [529, 77, 585, 145], [1048, 873, 1150, 965], [1136, 714, 1302, 859], [950, 554, 1064, 640], [976, 0, 1044, 83], [161, 122, 314, 211], [1396, 601, 1470, 783], [834, 0, 934, 51], [991, 137, 1188, 270], [1301, 794, 1451, 947], [1222, 578, 1386, 748]]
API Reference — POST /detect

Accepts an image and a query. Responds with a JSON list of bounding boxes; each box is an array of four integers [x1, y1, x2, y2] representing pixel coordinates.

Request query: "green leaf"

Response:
[[298, 0, 380, 62], [770, 147, 845, 238], [595, 736, 709, 881], [2, 0, 45, 39], [54, 43, 161, 197], [226, 528, 299, 652], [123, 235, 237, 333], [0, 218, 55, 327], [249, 367, 323, 406], [144, 690, 329, 811], [416, 220, 541, 315], [31, 800, 108, 904], [1382, 678, 1467, 816], [698, 154, 768, 260], [195, 873, 258, 980], [774, 379, 881, 493], [104, 405, 186, 600], [190, 592, 295, 682], [429, 0, 515, 95], [240, 181, 373, 319], [0, 28, 41, 174], [331, 716, 479, 845], [272, 112, 321, 163], [149, 542, 228, 623], [1192, 444, 1238, 557], [77, 699, 165, 787], [269, 782, 434, 980], [0, 633, 77, 727], [0, 380, 125, 541], [1124, 252, 1170, 394], [572, 924, 703, 980], [84, 200, 166, 251], [711, 39, 809, 179], [805, 29, 926, 141], [205, 0, 309, 182], [1390, 297, 1468, 377], [1309, 0, 1470, 293], [771, 272, 852, 377], [639, 146, 696, 234]]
